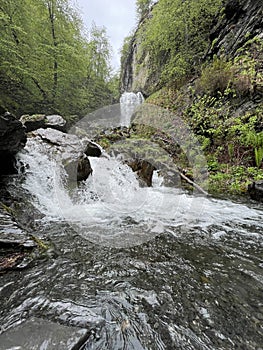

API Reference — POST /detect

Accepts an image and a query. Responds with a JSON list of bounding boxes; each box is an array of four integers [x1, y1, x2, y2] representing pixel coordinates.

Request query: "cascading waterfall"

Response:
[[120, 91, 144, 127], [16, 137, 263, 247]]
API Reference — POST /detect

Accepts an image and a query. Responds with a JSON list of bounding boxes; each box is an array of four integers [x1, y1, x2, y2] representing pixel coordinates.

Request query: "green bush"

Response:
[[197, 56, 234, 95]]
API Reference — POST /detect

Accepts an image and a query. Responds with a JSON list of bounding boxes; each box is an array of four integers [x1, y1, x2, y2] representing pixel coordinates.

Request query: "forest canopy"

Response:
[[0, 0, 116, 117]]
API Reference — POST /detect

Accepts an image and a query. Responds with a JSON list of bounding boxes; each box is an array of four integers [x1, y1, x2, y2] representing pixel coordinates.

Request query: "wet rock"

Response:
[[84, 141, 102, 157], [207, 0, 263, 59], [20, 114, 46, 132], [29, 128, 92, 183], [20, 114, 67, 132], [0, 318, 88, 349], [65, 155, 92, 182], [0, 112, 27, 175], [0, 208, 36, 273], [158, 166, 181, 187], [45, 114, 67, 131], [125, 158, 155, 187], [248, 180, 263, 202]]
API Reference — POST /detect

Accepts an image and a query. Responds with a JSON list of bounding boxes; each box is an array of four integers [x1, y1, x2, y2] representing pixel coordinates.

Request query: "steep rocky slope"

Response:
[[121, 0, 263, 97]]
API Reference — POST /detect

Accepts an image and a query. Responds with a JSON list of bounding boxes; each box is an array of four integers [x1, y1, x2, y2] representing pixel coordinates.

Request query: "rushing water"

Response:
[[0, 135, 262, 350], [0, 93, 263, 349]]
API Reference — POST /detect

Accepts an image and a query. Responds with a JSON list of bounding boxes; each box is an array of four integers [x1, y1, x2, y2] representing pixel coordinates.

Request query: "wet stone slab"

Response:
[[0, 208, 36, 272], [0, 318, 88, 350]]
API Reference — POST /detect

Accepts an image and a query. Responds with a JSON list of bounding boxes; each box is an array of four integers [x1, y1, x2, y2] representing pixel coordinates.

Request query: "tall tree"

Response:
[[0, 0, 114, 116]]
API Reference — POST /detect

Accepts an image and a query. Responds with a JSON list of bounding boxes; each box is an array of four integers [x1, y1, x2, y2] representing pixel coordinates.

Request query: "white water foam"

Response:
[[16, 137, 263, 247]]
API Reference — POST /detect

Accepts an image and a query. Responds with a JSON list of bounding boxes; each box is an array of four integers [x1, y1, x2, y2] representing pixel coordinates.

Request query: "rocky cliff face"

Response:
[[206, 0, 263, 58], [121, 0, 263, 96], [120, 6, 161, 97]]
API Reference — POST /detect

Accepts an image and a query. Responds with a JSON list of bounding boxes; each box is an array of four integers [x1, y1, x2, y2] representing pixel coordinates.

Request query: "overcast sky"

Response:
[[75, 0, 137, 71]]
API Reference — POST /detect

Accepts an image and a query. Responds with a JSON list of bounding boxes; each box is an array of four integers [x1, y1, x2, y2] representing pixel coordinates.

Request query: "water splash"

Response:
[[16, 137, 263, 248]]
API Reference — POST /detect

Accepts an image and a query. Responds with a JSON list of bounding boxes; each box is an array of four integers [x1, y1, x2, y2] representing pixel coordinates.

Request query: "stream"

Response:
[[0, 94, 262, 350]]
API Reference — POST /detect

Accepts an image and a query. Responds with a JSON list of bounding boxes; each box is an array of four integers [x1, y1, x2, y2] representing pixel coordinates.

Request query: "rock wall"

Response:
[[121, 0, 263, 96], [120, 6, 161, 96], [206, 0, 263, 59]]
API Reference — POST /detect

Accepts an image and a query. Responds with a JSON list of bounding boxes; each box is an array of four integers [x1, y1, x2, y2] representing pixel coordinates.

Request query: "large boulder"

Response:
[[29, 128, 92, 183], [0, 112, 27, 174], [20, 114, 67, 133], [248, 180, 263, 202]]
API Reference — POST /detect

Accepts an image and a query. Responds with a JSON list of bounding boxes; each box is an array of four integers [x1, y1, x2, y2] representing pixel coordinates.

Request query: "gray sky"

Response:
[[76, 0, 137, 71]]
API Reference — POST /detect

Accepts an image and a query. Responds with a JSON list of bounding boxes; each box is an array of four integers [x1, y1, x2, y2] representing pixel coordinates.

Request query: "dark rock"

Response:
[[207, 0, 263, 59], [84, 141, 102, 157], [20, 114, 46, 132], [0, 208, 36, 273], [158, 166, 181, 187], [65, 155, 92, 182], [248, 180, 263, 202], [0, 113, 27, 175], [77, 155, 93, 181], [224, 0, 243, 21], [125, 158, 155, 187]]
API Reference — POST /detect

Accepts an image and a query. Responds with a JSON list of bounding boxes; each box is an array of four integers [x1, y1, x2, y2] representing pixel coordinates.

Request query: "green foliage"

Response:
[[209, 165, 263, 195], [197, 56, 234, 95], [141, 0, 223, 85], [244, 131, 263, 167], [234, 35, 263, 96], [0, 0, 114, 116]]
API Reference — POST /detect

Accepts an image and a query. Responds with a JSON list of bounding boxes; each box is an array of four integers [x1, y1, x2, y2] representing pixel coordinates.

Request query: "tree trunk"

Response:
[[48, 0, 58, 101]]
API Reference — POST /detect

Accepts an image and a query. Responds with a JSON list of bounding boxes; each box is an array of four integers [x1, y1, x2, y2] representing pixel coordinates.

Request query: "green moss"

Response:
[[208, 165, 263, 195], [30, 235, 49, 251]]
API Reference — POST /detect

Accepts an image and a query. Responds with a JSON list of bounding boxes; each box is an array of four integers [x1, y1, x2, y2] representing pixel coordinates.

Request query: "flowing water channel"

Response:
[[0, 95, 263, 349]]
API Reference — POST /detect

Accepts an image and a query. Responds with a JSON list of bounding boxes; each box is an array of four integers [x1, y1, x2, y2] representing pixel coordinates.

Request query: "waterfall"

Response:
[[120, 92, 144, 127], [16, 137, 263, 248]]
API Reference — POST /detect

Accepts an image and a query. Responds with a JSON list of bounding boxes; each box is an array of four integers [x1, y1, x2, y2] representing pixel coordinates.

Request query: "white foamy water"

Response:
[[16, 136, 263, 248]]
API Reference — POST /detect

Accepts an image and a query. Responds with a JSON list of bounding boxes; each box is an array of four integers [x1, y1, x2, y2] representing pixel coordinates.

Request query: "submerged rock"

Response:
[[0, 112, 27, 174], [0, 318, 88, 349], [248, 180, 263, 202]]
